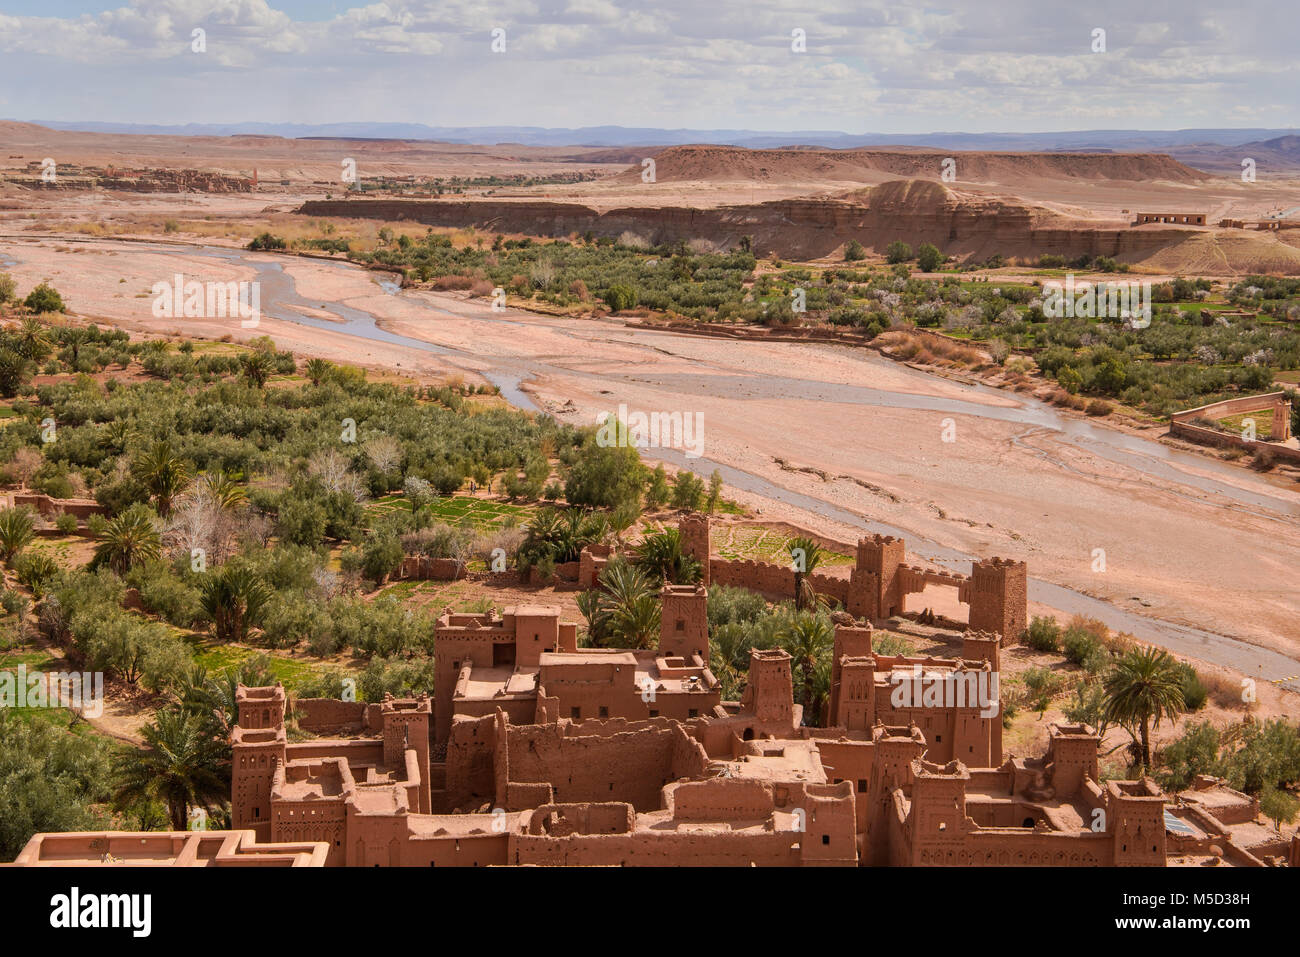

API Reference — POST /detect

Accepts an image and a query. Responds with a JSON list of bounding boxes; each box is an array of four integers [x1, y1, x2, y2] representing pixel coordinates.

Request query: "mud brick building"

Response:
[[16, 517, 1289, 868]]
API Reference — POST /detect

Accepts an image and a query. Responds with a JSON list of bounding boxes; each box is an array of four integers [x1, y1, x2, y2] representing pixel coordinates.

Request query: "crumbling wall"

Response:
[[505, 720, 706, 812], [295, 698, 368, 734], [444, 713, 498, 810]]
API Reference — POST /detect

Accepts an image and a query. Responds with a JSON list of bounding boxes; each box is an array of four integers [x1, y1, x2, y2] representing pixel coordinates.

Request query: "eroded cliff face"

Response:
[[295, 182, 1233, 266], [611, 145, 1211, 186]]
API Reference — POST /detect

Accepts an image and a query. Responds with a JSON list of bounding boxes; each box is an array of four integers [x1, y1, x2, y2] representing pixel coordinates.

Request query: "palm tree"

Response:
[[518, 507, 609, 568], [777, 612, 833, 723], [611, 593, 662, 649], [0, 348, 30, 398], [92, 509, 162, 574], [240, 351, 273, 388], [133, 441, 190, 516], [15, 318, 52, 363], [303, 357, 331, 386], [115, 710, 229, 831], [788, 536, 824, 611], [173, 658, 276, 738], [1102, 646, 1186, 774], [584, 559, 659, 648], [199, 470, 247, 511], [200, 564, 272, 643], [709, 622, 750, 700], [0, 506, 35, 563], [59, 326, 89, 367], [635, 525, 702, 584]]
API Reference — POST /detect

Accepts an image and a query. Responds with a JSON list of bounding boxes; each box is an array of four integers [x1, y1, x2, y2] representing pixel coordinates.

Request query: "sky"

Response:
[[0, 0, 1296, 134]]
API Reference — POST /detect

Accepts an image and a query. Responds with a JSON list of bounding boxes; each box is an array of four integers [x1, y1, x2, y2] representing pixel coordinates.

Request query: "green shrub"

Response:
[[24, 283, 66, 314], [15, 551, 59, 598], [885, 241, 913, 264], [1061, 624, 1103, 668], [127, 559, 204, 628], [602, 283, 638, 312], [1025, 615, 1061, 652], [1176, 661, 1209, 712], [917, 243, 943, 272]]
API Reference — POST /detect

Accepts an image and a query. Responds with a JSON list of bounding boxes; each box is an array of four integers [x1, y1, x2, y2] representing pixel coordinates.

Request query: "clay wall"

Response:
[[399, 556, 466, 581], [294, 698, 369, 734], [401, 828, 511, 867], [1171, 392, 1298, 459], [444, 713, 498, 810], [8, 492, 107, 519], [511, 823, 802, 866], [505, 720, 707, 812]]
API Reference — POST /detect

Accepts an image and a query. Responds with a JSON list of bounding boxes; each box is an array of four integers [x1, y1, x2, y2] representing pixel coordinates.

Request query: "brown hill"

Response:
[[620, 144, 1209, 186]]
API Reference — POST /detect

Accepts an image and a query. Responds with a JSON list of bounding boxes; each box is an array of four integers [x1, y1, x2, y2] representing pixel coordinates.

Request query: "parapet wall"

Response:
[[708, 558, 850, 604]]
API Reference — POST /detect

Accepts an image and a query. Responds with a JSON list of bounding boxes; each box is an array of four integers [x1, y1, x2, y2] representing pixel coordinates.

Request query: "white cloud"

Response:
[[0, 0, 1295, 131]]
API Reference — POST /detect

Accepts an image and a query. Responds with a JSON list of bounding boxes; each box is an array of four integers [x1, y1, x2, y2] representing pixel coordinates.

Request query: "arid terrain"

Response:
[[2, 122, 1299, 709]]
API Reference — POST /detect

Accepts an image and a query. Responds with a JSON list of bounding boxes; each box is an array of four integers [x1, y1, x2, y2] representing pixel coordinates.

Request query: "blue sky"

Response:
[[0, 1, 1295, 133]]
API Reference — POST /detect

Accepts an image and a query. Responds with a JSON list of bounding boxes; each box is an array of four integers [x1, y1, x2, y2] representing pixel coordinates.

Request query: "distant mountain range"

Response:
[[14, 120, 1300, 152]]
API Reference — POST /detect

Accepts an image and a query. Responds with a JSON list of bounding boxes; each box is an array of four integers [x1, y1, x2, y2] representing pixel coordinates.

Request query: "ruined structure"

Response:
[[1132, 212, 1207, 226]]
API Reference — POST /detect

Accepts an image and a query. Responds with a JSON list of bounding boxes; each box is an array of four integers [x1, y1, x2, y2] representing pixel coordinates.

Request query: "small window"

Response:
[[935, 734, 942, 743], [649, 709, 659, 718], [688, 709, 698, 718], [857, 779, 867, 793], [822, 835, 830, 845], [599, 706, 609, 718], [675, 619, 685, 632], [570, 707, 581, 720]]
